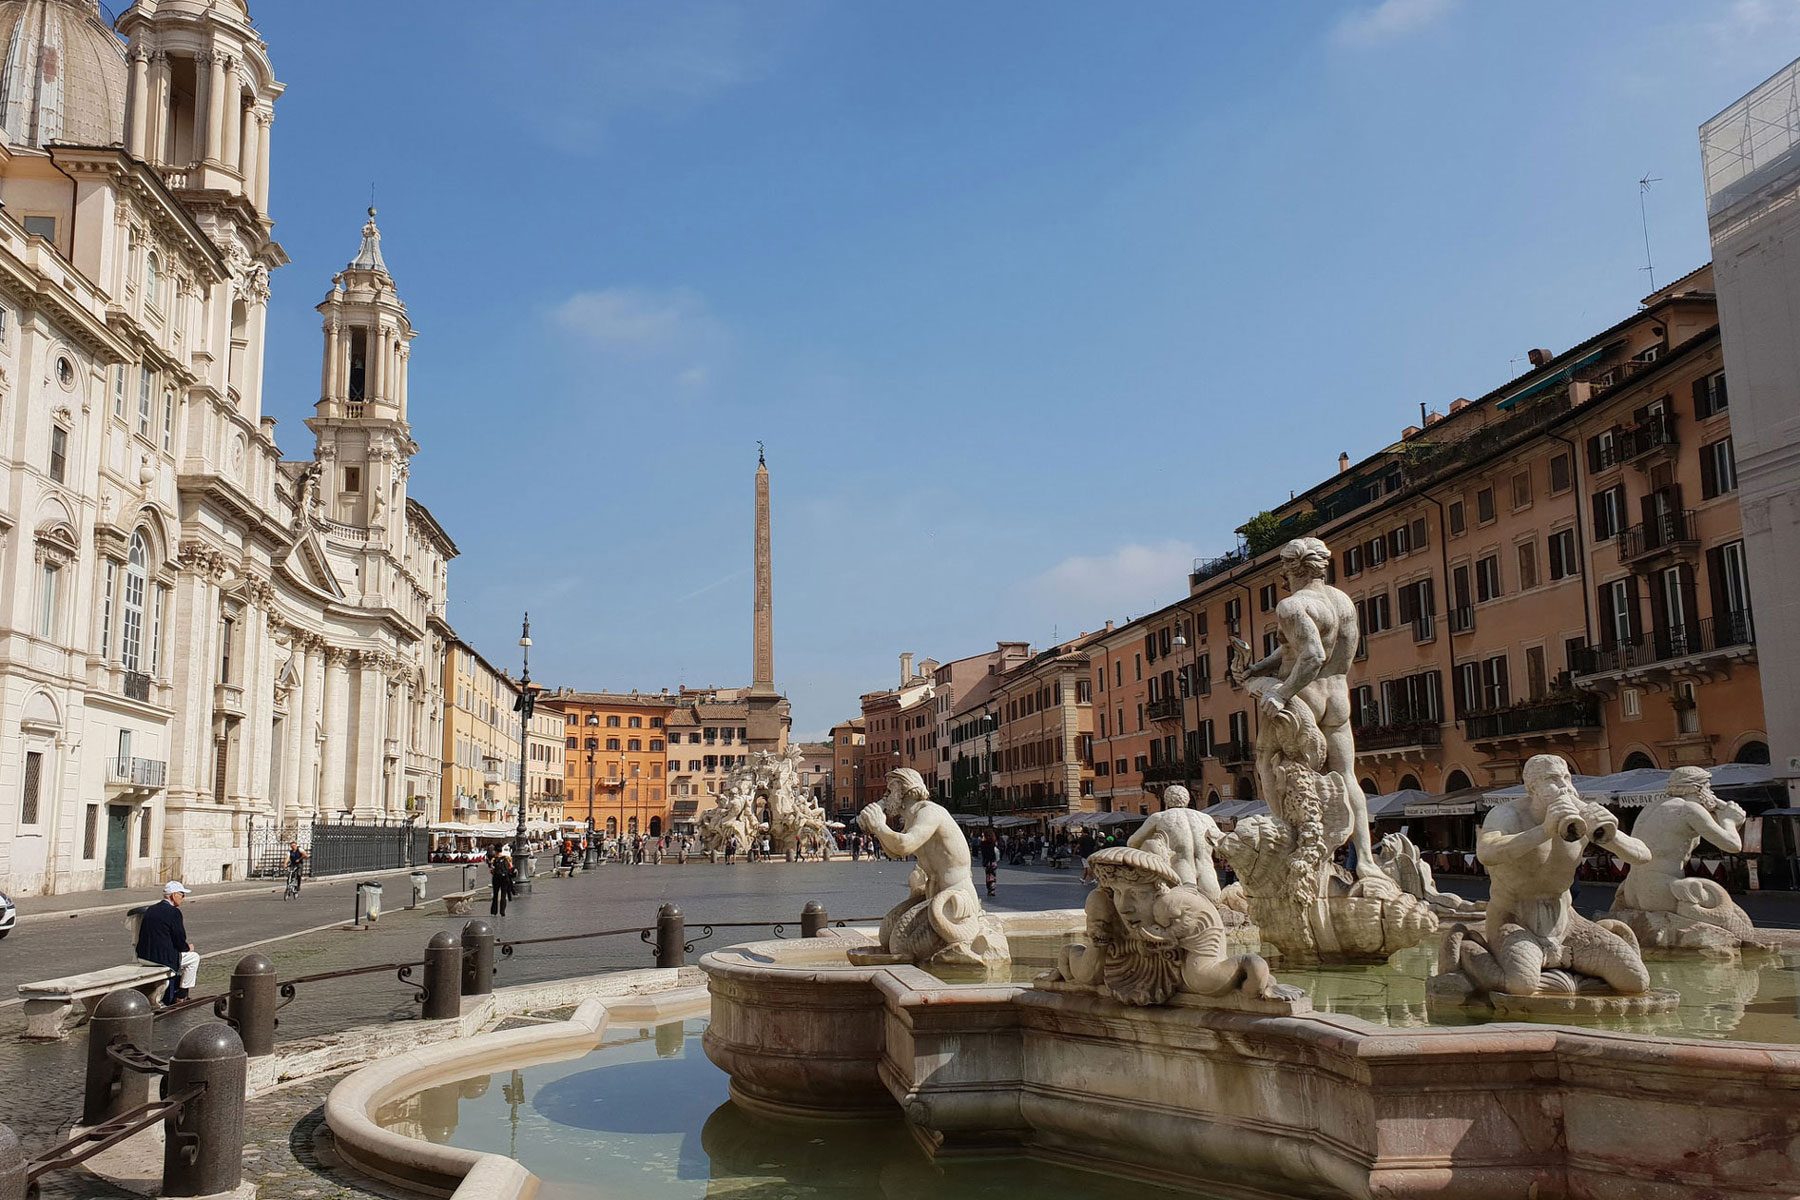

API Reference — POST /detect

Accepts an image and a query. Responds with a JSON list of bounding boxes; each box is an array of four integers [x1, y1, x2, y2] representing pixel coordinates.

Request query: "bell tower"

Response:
[[307, 208, 416, 540]]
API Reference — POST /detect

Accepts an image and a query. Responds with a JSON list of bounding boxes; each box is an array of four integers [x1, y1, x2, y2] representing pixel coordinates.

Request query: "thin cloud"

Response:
[[551, 287, 719, 354], [1333, 0, 1459, 48], [1029, 540, 1197, 626]]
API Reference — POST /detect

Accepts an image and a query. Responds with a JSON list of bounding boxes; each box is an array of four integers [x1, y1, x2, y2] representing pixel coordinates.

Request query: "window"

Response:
[[566, 736, 577, 749], [113, 365, 127, 418], [38, 561, 61, 637], [1693, 370, 1728, 418], [1547, 529, 1577, 581], [1448, 499, 1466, 536], [1480, 655, 1510, 710], [1476, 487, 1496, 524], [23, 214, 55, 240], [1262, 630, 1279, 657], [650, 738, 663, 751], [49, 425, 67, 483], [1361, 592, 1392, 634], [149, 586, 165, 675], [343, 466, 362, 493], [1475, 555, 1502, 603], [1390, 522, 1412, 556], [1259, 583, 1278, 612], [1701, 437, 1738, 499], [162, 390, 175, 452], [606, 738, 620, 751], [137, 366, 153, 438], [1591, 486, 1626, 541], [1603, 578, 1636, 644], [607, 715, 621, 728], [1549, 453, 1572, 494], [83, 805, 99, 860], [100, 560, 117, 660], [1365, 536, 1386, 568], [1525, 646, 1548, 700], [1622, 688, 1642, 719], [21, 751, 42, 824], [218, 615, 234, 684], [628, 716, 642, 729], [122, 533, 148, 672], [145, 253, 161, 308], [1510, 470, 1532, 510], [1396, 578, 1434, 628], [1224, 598, 1241, 633], [1344, 544, 1363, 577], [1516, 541, 1539, 591], [627, 738, 642, 752]]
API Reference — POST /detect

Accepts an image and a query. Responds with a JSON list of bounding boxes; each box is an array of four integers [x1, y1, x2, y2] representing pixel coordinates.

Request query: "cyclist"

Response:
[[284, 841, 307, 898]]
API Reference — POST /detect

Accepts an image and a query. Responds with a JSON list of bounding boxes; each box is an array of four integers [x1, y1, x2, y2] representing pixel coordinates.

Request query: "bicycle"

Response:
[[284, 864, 303, 900]]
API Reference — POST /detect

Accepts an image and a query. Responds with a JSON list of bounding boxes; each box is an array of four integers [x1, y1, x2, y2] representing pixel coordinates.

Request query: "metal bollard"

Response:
[[423, 932, 461, 1020], [0, 1123, 25, 1200], [85, 989, 156, 1125], [460, 919, 496, 997], [162, 1023, 247, 1198], [801, 899, 827, 938], [655, 903, 684, 968], [227, 954, 278, 1058]]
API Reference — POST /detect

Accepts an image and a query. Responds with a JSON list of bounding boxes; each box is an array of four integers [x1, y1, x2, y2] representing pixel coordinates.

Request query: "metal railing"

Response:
[[1190, 547, 1249, 586], [1618, 507, 1697, 563], [1143, 759, 1204, 784], [1145, 696, 1183, 723], [1354, 721, 1443, 751], [1602, 412, 1677, 468], [1219, 739, 1254, 766], [1412, 613, 1437, 643], [1573, 611, 1756, 676], [1463, 698, 1602, 741], [1447, 606, 1475, 635], [123, 670, 151, 702], [106, 756, 167, 788]]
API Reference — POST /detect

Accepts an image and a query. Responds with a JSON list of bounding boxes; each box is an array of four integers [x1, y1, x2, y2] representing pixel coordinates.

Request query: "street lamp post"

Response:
[[512, 614, 534, 893], [1172, 620, 1192, 808], [586, 752, 598, 865]]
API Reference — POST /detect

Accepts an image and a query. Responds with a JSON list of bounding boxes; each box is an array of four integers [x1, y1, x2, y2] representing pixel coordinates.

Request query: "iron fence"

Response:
[[248, 817, 428, 879]]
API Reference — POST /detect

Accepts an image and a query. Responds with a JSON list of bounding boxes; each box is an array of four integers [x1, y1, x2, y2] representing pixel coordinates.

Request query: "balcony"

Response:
[[1145, 696, 1184, 723], [123, 670, 152, 703], [1605, 413, 1678, 469], [1190, 547, 1250, 587], [1448, 606, 1475, 635], [1464, 699, 1602, 743], [1219, 739, 1254, 767], [213, 682, 246, 720], [106, 756, 167, 792], [1573, 612, 1756, 682], [1143, 759, 1203, 784], [1354, 720, 1442, 754], [1411, 613, 1437, 644], [1617, 508, 1698, 566]]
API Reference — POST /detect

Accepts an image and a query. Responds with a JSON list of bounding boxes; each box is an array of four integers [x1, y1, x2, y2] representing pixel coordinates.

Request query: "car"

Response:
[[0, 890, 14, 939]]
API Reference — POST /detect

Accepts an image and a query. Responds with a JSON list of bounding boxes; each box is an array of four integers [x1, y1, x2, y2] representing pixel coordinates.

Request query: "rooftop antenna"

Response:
[[1638, 173, 1662, 293]]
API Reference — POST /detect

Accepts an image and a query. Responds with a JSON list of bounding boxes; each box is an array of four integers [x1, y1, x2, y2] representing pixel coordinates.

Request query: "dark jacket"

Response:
[[135, 899, 188, 971], [980, 842, 999, 868], [490, 859, 517, 894]]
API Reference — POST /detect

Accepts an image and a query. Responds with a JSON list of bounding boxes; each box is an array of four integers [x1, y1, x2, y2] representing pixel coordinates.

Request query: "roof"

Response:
[[406, 498, 459, 557], [544, 691, 679, 709], [0, 0, 125, 150]]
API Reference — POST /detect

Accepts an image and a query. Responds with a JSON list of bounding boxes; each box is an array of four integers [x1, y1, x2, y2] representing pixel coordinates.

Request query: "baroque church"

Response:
[[0, 0, 455, 894]]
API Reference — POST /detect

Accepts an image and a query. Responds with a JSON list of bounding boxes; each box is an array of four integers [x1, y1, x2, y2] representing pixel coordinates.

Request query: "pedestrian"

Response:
[[980, 830, 999, 898], [490, 849, 517, 917], [135, 881, 200, 1007]]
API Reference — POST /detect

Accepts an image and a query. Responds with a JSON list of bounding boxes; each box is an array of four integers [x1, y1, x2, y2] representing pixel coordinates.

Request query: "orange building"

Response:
[[544, 691, 676, 839]]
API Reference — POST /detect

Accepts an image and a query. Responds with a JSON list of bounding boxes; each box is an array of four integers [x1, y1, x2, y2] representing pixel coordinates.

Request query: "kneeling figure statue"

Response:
[[853, 769, 1010, 975], [1433, 753, 1675, 1015], [1052, 846, 1304, 1010]]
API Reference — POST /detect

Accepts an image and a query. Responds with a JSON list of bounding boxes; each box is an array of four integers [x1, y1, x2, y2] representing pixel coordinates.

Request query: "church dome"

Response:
[[0, 0, 125, 150]]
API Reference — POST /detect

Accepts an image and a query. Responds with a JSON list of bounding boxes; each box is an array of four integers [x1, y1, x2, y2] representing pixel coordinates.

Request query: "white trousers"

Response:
[[139, 952, 199, 989]]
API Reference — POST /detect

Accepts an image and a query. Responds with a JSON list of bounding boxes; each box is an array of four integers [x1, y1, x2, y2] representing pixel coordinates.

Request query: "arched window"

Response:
[[1622, 751, 1657, 771], [121, 532, 149, 672], [605, 817, 617, 837], [144, 253, 160, 306], [1398, 773, 1422, 791], [1444, 769, 1473, 792], [649, 816, 662, 837], [627, 816, 639, 836], [1359, 777, 1379, 795], [1736, 741, 1771, 765]]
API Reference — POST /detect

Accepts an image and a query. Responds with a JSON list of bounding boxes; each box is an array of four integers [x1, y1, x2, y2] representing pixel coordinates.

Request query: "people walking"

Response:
[[980, 831, 1000, 898], [135, 881, 200, 1007], [490, 849, 517, 917]]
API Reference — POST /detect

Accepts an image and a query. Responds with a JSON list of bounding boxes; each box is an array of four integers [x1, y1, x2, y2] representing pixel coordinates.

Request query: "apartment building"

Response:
[[1106, 265, 1761, 814], [544, 690, 676, 838], [858, 653, 939, 805], [441, 639, 524, 826], [525, 702, 565, 826], [664, 686, 789, 831], [947, 635, 1099, 817], [828, 717, 865, 817]]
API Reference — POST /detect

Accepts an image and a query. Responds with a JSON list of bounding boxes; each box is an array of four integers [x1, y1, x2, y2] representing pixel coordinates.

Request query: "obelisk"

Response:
[[746, 444, 785, 752]]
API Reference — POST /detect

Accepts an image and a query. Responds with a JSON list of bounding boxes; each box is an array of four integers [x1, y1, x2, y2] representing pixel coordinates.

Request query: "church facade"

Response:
[[0, 0, 454, 895]]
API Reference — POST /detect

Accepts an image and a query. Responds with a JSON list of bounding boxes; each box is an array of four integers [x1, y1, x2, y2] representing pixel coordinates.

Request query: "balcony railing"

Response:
[[1354, 721, 1443, 752], [1411, 613, 1437, 643], [1464, 699, 1602, 741], [107, 756, 167, 788], [1219, 738, 1254, 766], [1447, 606, 1475, 635], [1190, 547, 1250, 587], [123, 670, 151, 702], [1618, 508, 1698, 564], [1574, 611, 1756, 676], [1145, 696, 1184, 723], [1143, 759, 1203, 784], [1603, 413, 1678, 468]]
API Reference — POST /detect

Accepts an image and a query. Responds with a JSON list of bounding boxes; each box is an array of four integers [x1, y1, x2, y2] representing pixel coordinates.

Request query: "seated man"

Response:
[[135, 881, 200, 1006]]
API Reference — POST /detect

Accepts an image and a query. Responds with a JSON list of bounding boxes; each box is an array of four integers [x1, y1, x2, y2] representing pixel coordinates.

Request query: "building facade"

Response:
[[0, 0, 459, 894], [828, 717, 864, 818], [545, 690, 676, 839], [441, 639, 521, 827], [947, 636, 1098, 818]]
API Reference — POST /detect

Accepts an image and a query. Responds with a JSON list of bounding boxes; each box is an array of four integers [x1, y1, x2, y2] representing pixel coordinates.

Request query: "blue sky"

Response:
[[247, 0, 1795, 736]]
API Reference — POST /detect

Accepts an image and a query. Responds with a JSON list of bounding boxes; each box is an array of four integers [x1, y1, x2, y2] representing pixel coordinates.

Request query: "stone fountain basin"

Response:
[[700, 916, 1800, 1200]]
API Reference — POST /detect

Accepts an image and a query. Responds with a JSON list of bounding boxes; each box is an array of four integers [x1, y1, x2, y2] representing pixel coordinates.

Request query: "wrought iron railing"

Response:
[[1602, 412, 1677, 468], [1573, 611, 1756, 676], [1145, 696, 1184, 723], [1218, 739, 1254, 766], [1464, 699, 1602, 740], [123, 670, 151, 702], [1618, 508, 1697, 563], [1191, 547, 1249, 586], [1354, 721, 1443, 751]]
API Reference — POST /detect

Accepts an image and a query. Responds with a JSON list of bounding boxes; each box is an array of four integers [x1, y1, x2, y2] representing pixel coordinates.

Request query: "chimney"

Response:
[[1337, 451, 1350, 474], [1449, 397, 1472, 414], [1402, 425, 1422, 439], [1424, 409, 1444, 425], [1527, 348, 1554, 368], [900, 652, 914, 684]]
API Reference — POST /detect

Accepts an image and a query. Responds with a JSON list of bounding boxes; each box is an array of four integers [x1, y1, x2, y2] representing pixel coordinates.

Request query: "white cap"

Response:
[[164, 881, 191, 896]]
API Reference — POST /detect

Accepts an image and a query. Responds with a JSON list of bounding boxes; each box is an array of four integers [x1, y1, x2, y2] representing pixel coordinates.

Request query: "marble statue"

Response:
[[852, 768, 1009, 974], [696, 774, 765, 858], [1127, 785, 1226, 900], [1231, 537, 1382, 881], [1052, 846, 1302, 1008], [1433, 754, 1671, 1013], [1609, 767, 1775, 953], [1214, 539, 1438, 965], [1376, 832, 1486, 918], [760, 747, 835, 859]]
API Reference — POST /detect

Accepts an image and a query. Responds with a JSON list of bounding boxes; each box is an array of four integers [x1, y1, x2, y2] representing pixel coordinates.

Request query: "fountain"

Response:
[[695, 746, 835, 859]]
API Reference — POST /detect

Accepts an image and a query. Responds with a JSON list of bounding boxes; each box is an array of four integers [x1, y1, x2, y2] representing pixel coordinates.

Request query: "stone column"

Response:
[[254, 110, 272, 214], [190, 51, 211, 166], [279, 642, 307, 824], [125, 47, 150, 156], [370, 325, 385, 402], [300, 640, 325, 818], [205, 52, 228, 165], [221, 75, 243, 176], [353, 653, 386, 819], [148, 52, 171, 164], [396, 345, 409, 416], [322, 318, 340, 403], [318, 648, 350, 814], [238, 102, 258, 190]]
